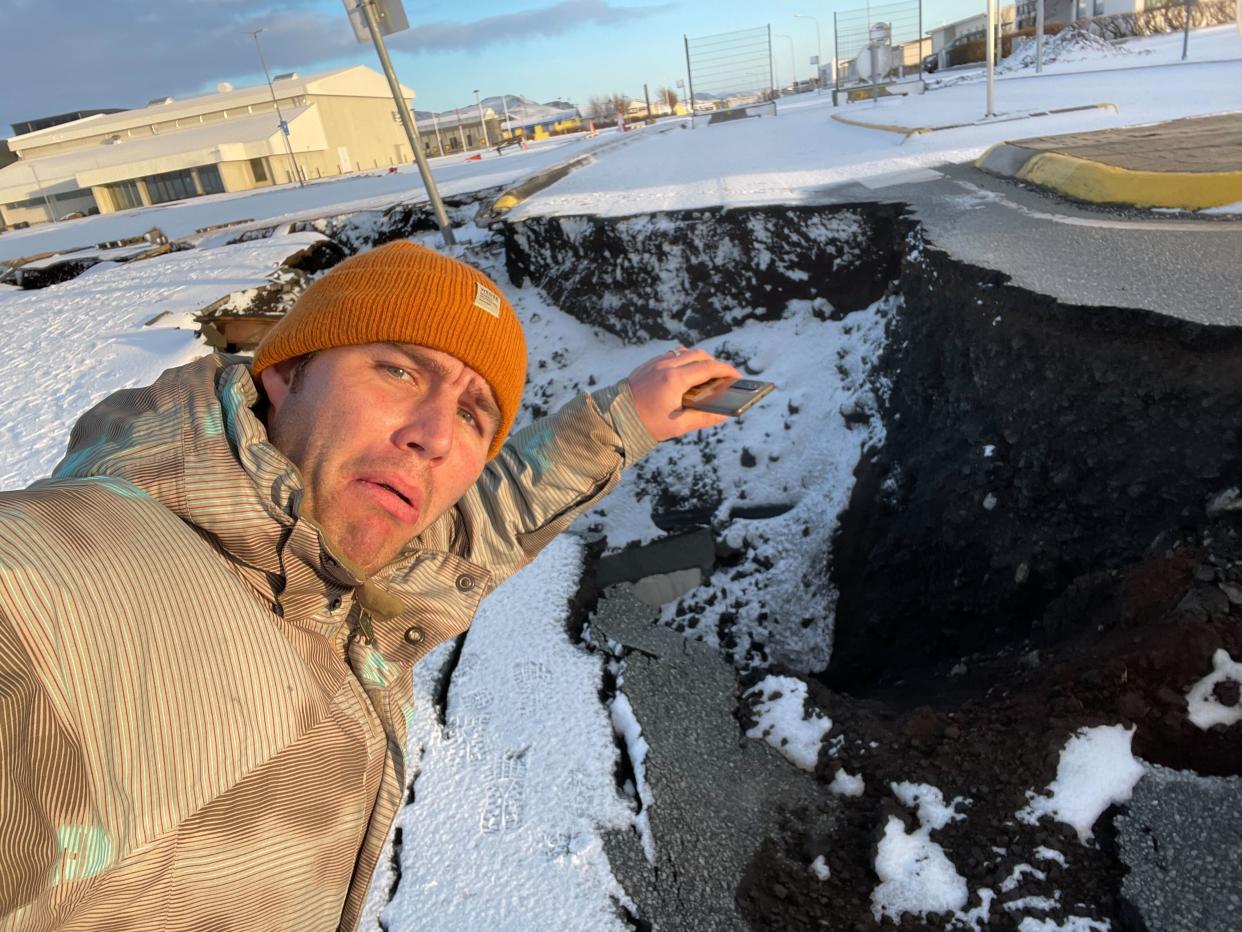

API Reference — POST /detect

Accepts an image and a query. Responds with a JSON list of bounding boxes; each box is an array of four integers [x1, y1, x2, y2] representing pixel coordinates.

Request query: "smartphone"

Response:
[[682, 378, 775, 416]]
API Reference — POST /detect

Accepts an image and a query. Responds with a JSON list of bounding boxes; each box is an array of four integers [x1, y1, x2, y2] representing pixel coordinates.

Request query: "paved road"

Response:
[[807, 163, 1242, 327], [1116, 764, 1242, 932]]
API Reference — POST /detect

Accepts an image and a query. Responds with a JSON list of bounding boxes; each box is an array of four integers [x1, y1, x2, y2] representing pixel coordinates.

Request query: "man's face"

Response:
[[260, 342, 500, 577]]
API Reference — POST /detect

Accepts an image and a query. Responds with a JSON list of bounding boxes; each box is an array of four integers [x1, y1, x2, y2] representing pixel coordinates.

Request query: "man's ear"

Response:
[[258, 357, 302, 411]]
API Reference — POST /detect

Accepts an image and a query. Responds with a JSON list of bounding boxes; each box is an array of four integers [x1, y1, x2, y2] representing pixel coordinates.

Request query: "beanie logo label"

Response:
[[473, 283, 502, 319]]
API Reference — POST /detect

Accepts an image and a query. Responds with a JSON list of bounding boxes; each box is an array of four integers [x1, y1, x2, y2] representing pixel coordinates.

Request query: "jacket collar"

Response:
[[50, 354, 490, 655]]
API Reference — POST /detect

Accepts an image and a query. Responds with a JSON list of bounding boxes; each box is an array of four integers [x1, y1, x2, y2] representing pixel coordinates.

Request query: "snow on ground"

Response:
[[1185, 648, 1242, 730], [0, 230, 326, 489], [1017, 725, 1146, 842], [745, 674, 834, 770], [652, 299, 891, 673], [0, 26, 1235, 928], [506, 26, 1241, 220], [871, 782, 972, 923], [0, 131, 622, 263], [367, 536, 636, 932], [1018, 916, 1111, 932]]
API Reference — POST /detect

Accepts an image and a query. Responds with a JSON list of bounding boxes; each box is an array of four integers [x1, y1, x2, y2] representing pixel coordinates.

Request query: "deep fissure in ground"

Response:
[[502, 203, 1242, 692], [503, 203, 1242, 930]]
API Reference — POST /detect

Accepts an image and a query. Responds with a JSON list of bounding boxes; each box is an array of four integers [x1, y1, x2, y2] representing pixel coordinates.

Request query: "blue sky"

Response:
[[1, 0, 985, 134]]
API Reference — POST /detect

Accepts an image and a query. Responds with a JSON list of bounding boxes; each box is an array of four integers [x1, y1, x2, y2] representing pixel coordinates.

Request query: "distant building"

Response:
[[414, 108, 503, 157], [499, 106, 583, 141], [0, 66, 427, 228], [1015, 0, 1077, 27], [928, 7, 1017, 52], [11, 109, 127, 138]]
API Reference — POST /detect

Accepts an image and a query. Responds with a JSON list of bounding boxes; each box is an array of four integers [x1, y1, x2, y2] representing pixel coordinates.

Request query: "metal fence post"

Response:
[[684, 34, 697, 128]]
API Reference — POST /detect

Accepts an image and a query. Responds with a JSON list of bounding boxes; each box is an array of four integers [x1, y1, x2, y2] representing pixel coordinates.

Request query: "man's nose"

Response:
[[394, 394, 455, 461]]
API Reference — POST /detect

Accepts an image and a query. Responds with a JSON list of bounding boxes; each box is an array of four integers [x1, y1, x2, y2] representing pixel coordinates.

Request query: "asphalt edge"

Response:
[[977, 143, 1242, 211], [832, 102, 1118, 142], [830, 113, 923, 137]]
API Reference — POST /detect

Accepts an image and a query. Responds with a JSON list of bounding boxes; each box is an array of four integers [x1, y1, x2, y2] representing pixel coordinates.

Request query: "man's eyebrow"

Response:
[[386, 343, 502, 428]]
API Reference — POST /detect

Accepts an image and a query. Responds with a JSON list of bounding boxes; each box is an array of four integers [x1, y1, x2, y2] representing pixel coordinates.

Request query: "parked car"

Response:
[[923, 31, 986, 72]]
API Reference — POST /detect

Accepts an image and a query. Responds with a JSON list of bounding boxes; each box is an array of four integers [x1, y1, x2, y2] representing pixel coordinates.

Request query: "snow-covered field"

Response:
[[1, 23, 1239, 931]]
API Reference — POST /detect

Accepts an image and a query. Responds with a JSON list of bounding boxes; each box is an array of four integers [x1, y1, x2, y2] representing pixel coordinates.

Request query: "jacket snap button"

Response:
[[403, 626, 424, 644], [455, 574, 476, 592]]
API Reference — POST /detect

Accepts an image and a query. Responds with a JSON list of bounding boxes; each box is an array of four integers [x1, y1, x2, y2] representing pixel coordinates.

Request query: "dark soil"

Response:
[[737, 514, 1242, 931]]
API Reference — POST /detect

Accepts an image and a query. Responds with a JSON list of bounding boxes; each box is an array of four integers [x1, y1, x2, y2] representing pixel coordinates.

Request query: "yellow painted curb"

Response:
[[492, 194, 521, 213], [1018, 151, 1242, 211], [846, 85, 894, 102], [830, 113, 927, 137]]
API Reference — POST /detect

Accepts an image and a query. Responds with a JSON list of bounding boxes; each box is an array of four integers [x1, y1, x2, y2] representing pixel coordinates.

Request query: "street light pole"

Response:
[[353, 0, 454, 245], [474, 89, 490, 147], [793, 13, 824, 94], [774, 33, 797, 87], [247, 28, 304, 187]]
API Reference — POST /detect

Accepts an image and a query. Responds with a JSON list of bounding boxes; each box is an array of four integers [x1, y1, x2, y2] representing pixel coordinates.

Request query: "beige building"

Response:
[[0, 66, 425, 227]]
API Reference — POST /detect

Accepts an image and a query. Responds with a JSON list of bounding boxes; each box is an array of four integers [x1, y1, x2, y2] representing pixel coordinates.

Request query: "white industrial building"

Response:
[[0, 66, 439, 227]]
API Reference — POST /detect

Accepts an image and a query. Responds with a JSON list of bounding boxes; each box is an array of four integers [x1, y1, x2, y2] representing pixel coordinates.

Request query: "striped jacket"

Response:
[[0, 353, 656, 930]]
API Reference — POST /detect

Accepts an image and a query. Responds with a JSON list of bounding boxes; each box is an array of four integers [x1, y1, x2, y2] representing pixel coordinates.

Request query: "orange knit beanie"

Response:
[[252, 241, 526, 458]]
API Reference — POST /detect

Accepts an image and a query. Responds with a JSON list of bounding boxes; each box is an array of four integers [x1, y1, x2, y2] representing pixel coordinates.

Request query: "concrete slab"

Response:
[[590, 588, 827, 932]]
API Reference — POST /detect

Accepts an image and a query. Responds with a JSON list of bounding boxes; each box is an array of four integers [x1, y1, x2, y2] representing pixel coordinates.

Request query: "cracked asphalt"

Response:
[[807, 162, 1242, 327]]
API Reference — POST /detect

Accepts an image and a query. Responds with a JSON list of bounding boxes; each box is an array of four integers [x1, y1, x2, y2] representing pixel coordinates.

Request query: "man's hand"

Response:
[[627, 347, 742, 442]]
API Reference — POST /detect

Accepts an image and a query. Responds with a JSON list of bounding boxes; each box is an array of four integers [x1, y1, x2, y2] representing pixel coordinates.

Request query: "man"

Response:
[[0, 241, 738, 930]]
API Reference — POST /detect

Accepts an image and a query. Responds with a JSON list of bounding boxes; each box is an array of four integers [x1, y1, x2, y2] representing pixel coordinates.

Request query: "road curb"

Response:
[[832, 102, 1117, 142], [977, 143, 1242, 211], [830, 113, 921, 136], [476, 128, 664, 227]]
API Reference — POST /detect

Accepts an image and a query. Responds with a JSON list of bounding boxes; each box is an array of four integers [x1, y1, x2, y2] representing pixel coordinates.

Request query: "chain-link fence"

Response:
[[683, 25, 778, 125], [832, 0, 926, 95]]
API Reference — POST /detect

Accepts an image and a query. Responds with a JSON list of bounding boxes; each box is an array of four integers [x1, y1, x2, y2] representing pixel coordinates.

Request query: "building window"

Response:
[[105, 180, 144, 211], [249, 157, 269, 182], [144, 169, 197, 204], [196, 165, 225, 195]]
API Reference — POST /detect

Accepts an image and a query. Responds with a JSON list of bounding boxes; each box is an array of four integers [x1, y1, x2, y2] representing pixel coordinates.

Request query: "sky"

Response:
[[0, 0, 987, 135]]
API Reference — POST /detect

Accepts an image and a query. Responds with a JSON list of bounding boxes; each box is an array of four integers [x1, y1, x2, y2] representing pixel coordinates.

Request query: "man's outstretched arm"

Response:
[[459, 347, 741, 584]]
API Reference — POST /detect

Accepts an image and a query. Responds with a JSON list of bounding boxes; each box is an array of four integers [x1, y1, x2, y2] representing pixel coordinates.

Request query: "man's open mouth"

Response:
[[376, 482, 412, 506], [358, 477, 421, 522]]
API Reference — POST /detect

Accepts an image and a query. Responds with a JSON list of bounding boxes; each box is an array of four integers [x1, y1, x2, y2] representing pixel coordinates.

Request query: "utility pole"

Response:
[[794, 14, 824, 93], [431, 112, 443, 156], [1033, 0, 1043, 73], [27, 162, 56, 222], [474, 89, 490, 146], [351, 0, 454, 245], [247, 28, 304, 187], [775, 33, 797, 87], [1182, 0, 1192, 59]]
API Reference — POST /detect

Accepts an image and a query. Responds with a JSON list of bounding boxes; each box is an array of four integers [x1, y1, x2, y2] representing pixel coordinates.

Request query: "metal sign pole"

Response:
[[355, 0, 454, 245], [985, 0, 997, 117]]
